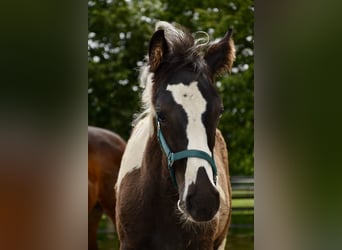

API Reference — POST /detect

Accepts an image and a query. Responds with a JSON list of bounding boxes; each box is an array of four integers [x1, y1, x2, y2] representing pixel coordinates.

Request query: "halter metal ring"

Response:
[[168, 152, 174, 166]]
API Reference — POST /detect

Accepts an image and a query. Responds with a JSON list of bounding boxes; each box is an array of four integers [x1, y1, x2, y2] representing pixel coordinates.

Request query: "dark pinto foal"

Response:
[[88, 126, 126, 250], [116, 21, 235, 250]]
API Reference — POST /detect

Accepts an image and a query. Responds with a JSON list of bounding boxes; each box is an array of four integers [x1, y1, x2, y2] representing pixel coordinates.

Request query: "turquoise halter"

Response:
[[156, 118, 218, 188]]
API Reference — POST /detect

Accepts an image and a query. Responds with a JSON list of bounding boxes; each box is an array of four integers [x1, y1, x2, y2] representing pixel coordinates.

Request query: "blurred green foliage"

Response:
[[88, 0, 254, 175]]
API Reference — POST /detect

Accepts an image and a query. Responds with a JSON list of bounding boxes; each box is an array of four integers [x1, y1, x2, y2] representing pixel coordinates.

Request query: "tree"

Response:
[[88, 0, 254, 175]]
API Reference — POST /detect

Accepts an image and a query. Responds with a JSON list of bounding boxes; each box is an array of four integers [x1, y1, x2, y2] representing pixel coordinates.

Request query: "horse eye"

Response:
[[157, 111, 167, 122]]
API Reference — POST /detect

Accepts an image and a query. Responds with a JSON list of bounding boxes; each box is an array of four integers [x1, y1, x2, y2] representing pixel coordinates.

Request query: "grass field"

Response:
[[232, 198, 254, 208]]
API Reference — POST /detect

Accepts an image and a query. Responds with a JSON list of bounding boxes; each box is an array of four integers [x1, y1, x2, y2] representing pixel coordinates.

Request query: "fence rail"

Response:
[[231, 176, 254, 212]]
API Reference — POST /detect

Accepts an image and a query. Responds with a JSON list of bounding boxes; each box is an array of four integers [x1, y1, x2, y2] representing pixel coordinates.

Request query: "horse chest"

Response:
[[117, 183, 215, 249], [150, 224, 215, 250], [121, 220, 214, 250]]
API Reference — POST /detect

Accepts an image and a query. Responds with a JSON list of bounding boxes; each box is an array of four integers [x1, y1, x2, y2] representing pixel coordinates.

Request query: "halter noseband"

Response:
[[156, 118, 218, 188]]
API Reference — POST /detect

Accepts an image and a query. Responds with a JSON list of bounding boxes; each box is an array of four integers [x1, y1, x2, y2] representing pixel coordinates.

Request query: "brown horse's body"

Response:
[[88, 126, 126, 250]]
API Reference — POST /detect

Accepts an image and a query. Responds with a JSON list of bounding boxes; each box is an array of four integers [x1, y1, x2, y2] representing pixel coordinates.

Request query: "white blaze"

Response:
[[116, 116, 151, 193], [166, 81, 216, 201]]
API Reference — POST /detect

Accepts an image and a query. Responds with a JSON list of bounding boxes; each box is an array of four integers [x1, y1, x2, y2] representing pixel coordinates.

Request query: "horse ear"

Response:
[[148, 29, 169, 72], [204, 29, 236, 77]]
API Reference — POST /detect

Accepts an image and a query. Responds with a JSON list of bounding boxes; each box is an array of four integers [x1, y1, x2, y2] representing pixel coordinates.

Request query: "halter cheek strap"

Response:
[[156, 119, 218, 188]]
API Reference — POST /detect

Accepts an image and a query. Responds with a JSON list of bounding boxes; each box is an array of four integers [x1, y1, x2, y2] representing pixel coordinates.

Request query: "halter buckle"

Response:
[[167, 152, 174, 166]]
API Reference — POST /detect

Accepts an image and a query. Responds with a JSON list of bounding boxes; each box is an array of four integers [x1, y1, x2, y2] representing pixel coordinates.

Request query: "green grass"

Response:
[[231, 198, 254, 208], [232, 190, 252, 194]]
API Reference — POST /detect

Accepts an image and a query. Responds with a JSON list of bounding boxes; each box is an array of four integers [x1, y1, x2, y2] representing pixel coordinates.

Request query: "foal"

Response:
[[116, 21, 235, 250]]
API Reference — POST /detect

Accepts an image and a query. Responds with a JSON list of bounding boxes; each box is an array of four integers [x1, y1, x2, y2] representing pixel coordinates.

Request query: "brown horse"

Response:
[[116, 21, 235, 249], [88, 126, 126, 250]]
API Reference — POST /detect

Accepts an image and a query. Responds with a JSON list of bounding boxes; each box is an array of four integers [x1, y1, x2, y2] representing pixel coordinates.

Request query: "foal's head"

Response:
[[147, 22, 235, 222]]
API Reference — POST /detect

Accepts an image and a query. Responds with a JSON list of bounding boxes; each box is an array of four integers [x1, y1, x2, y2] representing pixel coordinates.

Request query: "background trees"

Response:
[[88, 0, 254, 175]]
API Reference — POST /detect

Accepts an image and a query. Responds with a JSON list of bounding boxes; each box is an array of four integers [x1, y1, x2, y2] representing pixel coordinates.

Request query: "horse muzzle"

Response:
[[179, 167, 220, 222]]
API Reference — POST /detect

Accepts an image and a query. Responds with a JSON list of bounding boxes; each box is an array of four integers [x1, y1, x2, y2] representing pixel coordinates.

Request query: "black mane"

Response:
[[153, 26, 210, 85]]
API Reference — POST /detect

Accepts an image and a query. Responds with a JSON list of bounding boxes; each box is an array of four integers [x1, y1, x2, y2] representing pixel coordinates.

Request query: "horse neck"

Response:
[[142, 128, 177, 195]]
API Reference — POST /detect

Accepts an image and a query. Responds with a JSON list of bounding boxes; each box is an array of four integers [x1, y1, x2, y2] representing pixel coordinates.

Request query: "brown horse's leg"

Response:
[[88, 204, 103, 250], [99, 180, 117, 232], [106, 210, 116, 233]]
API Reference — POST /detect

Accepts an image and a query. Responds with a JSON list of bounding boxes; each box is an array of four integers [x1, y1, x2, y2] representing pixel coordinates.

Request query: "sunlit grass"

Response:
[[232, 198, 254, 208]]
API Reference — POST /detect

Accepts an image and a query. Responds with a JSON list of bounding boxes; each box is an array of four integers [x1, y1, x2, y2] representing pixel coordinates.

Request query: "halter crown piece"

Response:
[[156, 118, 218, 188]]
